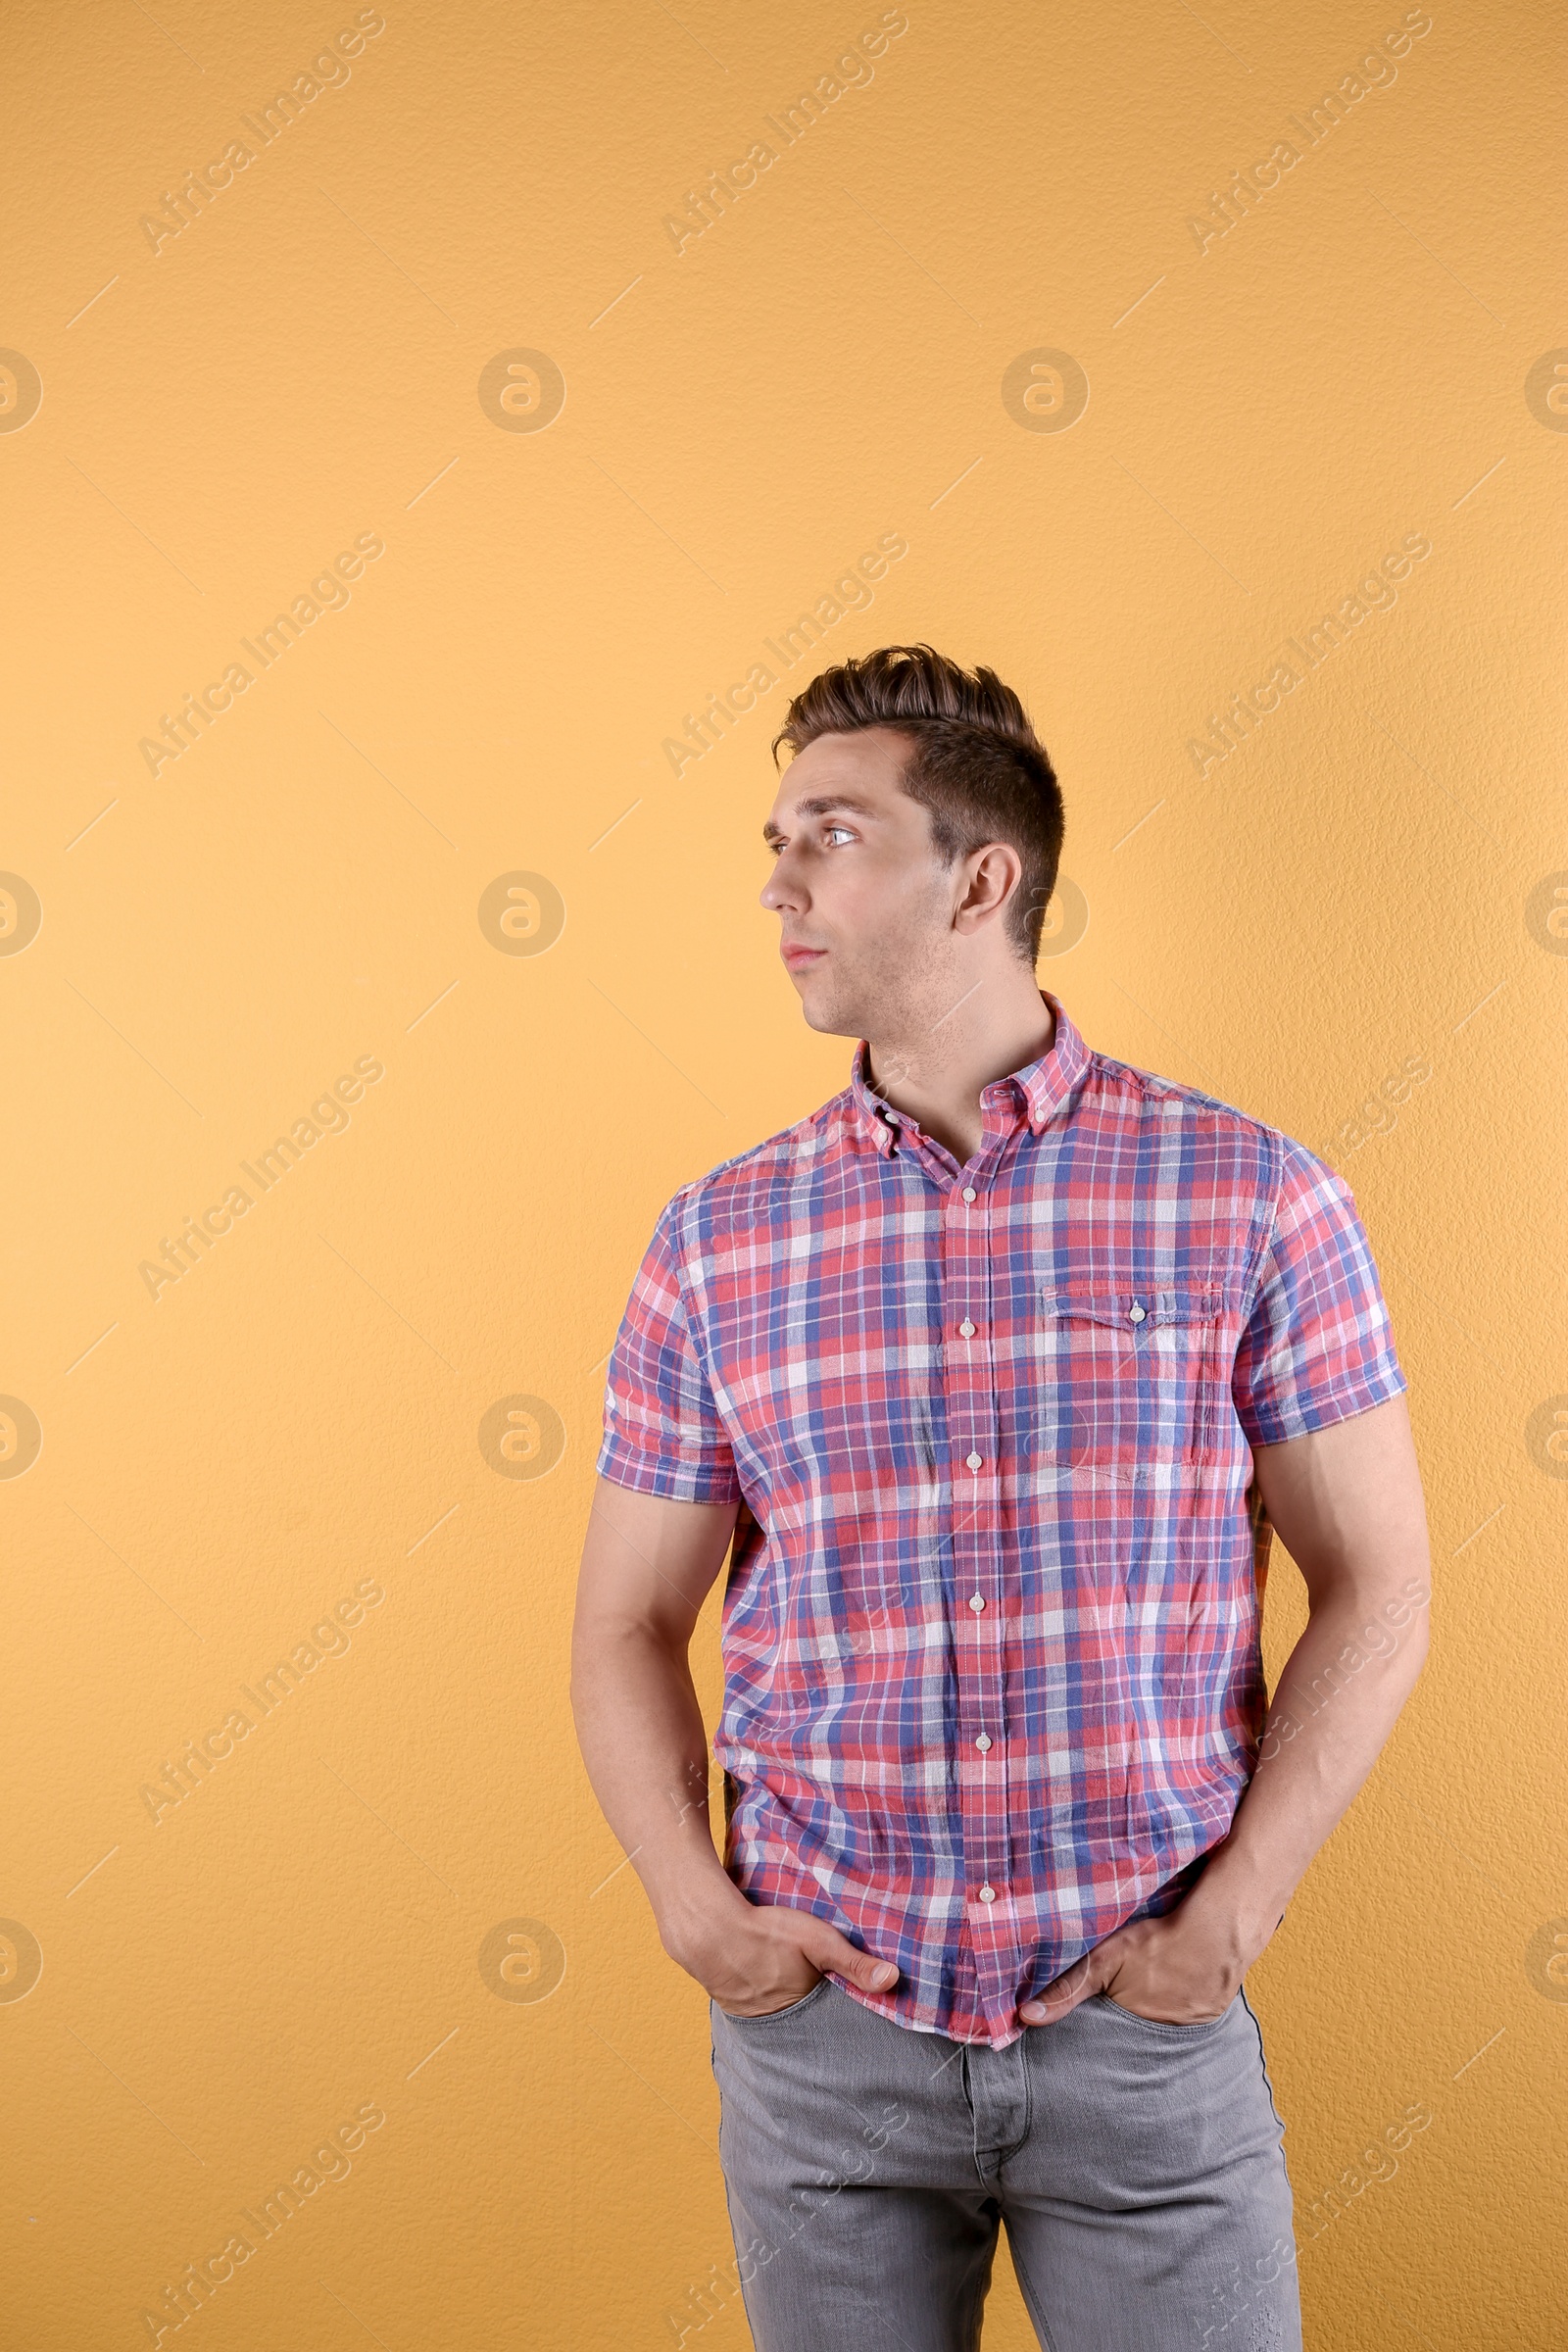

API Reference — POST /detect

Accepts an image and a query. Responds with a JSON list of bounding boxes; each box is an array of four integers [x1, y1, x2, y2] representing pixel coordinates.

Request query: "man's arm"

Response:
[[570, 1475, 901, 2016], [1021, 1391, 1431, 2025]]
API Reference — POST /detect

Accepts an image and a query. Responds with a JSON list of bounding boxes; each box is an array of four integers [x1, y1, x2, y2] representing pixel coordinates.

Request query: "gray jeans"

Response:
[[710, 1979, 1301, 2352]]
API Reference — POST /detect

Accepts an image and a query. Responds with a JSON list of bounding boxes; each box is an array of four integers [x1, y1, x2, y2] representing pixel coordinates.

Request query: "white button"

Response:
[[974, 1733, 992, 1752], [1129, 1302, 1146, 1323], [978, 1885, 996, 1902], [958, 1320, 975, 1338], [965, 1450, 983, 1469], [961, 1186, 977, 1202], [968, 1592, 985, 1613]]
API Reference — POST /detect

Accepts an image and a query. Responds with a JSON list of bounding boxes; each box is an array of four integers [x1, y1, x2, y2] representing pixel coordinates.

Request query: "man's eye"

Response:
[[824, 826, 856, 845]]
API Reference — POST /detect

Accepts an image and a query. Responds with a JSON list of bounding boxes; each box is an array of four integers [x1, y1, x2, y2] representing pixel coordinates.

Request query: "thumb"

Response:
[[803, 1924, 900, 1994], [1018, 1951, 1099, 2026]]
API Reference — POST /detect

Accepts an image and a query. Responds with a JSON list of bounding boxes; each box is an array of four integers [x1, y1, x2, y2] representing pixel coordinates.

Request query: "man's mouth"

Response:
[[781, 945, 827, 969]]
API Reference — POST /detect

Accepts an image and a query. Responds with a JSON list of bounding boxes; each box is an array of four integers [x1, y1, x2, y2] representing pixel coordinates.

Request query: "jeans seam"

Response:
[[1240, 1985, 1288, 2135], [1002, 2214, 1063, 2352]]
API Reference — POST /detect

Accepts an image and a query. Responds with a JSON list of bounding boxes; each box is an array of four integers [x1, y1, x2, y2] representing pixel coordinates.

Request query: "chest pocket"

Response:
[[1030, 1283, 1224, 1472]]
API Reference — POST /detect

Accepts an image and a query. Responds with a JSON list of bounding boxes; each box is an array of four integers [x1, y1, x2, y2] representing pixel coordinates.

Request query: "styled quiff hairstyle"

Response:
[[770, 644, 1064, 965]]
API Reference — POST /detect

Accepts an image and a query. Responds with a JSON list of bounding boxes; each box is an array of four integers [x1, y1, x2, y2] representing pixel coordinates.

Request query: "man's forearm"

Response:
[[1186, 1570, 1431, 1957], [570, 1622, 743, 1942], [569, 1484, 885, 2011]]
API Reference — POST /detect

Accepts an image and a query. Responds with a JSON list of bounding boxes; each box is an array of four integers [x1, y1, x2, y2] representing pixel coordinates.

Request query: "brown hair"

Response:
[[770, 643, 1063, 964]]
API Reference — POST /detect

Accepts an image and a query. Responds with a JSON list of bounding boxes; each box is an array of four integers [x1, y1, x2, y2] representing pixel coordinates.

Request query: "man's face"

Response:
[[760, 726, 958, 1041]]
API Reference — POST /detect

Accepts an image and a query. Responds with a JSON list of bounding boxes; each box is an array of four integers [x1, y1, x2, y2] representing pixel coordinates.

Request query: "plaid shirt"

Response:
[[597, 989, 1406, 2047]]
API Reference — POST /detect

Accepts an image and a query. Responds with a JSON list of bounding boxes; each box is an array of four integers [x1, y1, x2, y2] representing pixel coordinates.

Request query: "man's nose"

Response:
[[760, 857, 804, 911]]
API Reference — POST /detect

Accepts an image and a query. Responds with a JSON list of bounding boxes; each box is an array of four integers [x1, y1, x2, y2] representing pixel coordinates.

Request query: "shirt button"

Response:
[[958, 1319, 976, 1337], [968, 1592, 985, 1613], [1129, 1301, 1147, 1322], [974, 1733, 992, 1752], [961, 1186, 977, 1202], [965, 1450, 982, 1469], [978, 1885, 997, 1902]]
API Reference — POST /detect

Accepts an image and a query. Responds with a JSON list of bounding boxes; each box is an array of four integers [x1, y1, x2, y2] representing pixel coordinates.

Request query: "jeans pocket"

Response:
[[712, 1977, 831, 2027], [1094, 1989, 1238, 2034]]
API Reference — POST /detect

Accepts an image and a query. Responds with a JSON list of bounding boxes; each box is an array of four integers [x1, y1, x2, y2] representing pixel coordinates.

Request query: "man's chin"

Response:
[[794, 980, 858, 1040]]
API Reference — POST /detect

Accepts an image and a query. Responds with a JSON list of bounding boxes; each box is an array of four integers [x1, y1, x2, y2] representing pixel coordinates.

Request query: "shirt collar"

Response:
[[849, 988, 1091, 1157]]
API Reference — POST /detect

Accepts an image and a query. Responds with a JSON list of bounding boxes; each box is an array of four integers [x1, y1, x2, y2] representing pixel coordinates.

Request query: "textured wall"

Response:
[[1, 0, 1562, 2344]]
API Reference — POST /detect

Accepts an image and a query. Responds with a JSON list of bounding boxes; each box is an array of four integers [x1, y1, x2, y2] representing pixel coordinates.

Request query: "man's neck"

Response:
[[865, 982, 1056, 1166]]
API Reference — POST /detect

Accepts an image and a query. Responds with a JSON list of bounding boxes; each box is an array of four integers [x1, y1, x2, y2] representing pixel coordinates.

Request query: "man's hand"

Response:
[[1018, 1896, 1262, 2029], [664, 1886, 900, 2019]]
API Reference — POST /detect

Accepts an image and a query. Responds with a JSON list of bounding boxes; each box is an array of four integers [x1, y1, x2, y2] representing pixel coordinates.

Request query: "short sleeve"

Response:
[[1231, 1139, 1408, 1448], [596, 1197, 741, 1503]]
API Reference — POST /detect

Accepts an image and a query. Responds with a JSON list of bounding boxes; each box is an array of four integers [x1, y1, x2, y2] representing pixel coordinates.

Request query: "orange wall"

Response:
[[1, 1, 1562, 2344]]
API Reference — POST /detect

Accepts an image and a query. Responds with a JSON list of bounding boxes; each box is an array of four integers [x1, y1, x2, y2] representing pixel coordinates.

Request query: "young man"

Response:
[[572, 645, 1430, 2351]]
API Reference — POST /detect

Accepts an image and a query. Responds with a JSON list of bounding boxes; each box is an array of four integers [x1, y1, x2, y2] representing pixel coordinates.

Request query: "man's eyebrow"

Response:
[[761, 794, 882, 845]]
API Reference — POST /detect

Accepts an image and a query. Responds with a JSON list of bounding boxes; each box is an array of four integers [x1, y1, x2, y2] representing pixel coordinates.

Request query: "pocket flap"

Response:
[[1040, 1282, 1222, 1329]]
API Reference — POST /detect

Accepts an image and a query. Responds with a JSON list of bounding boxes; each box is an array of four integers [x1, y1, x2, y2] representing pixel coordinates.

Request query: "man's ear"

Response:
[[950, 837, 1024, 926]]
